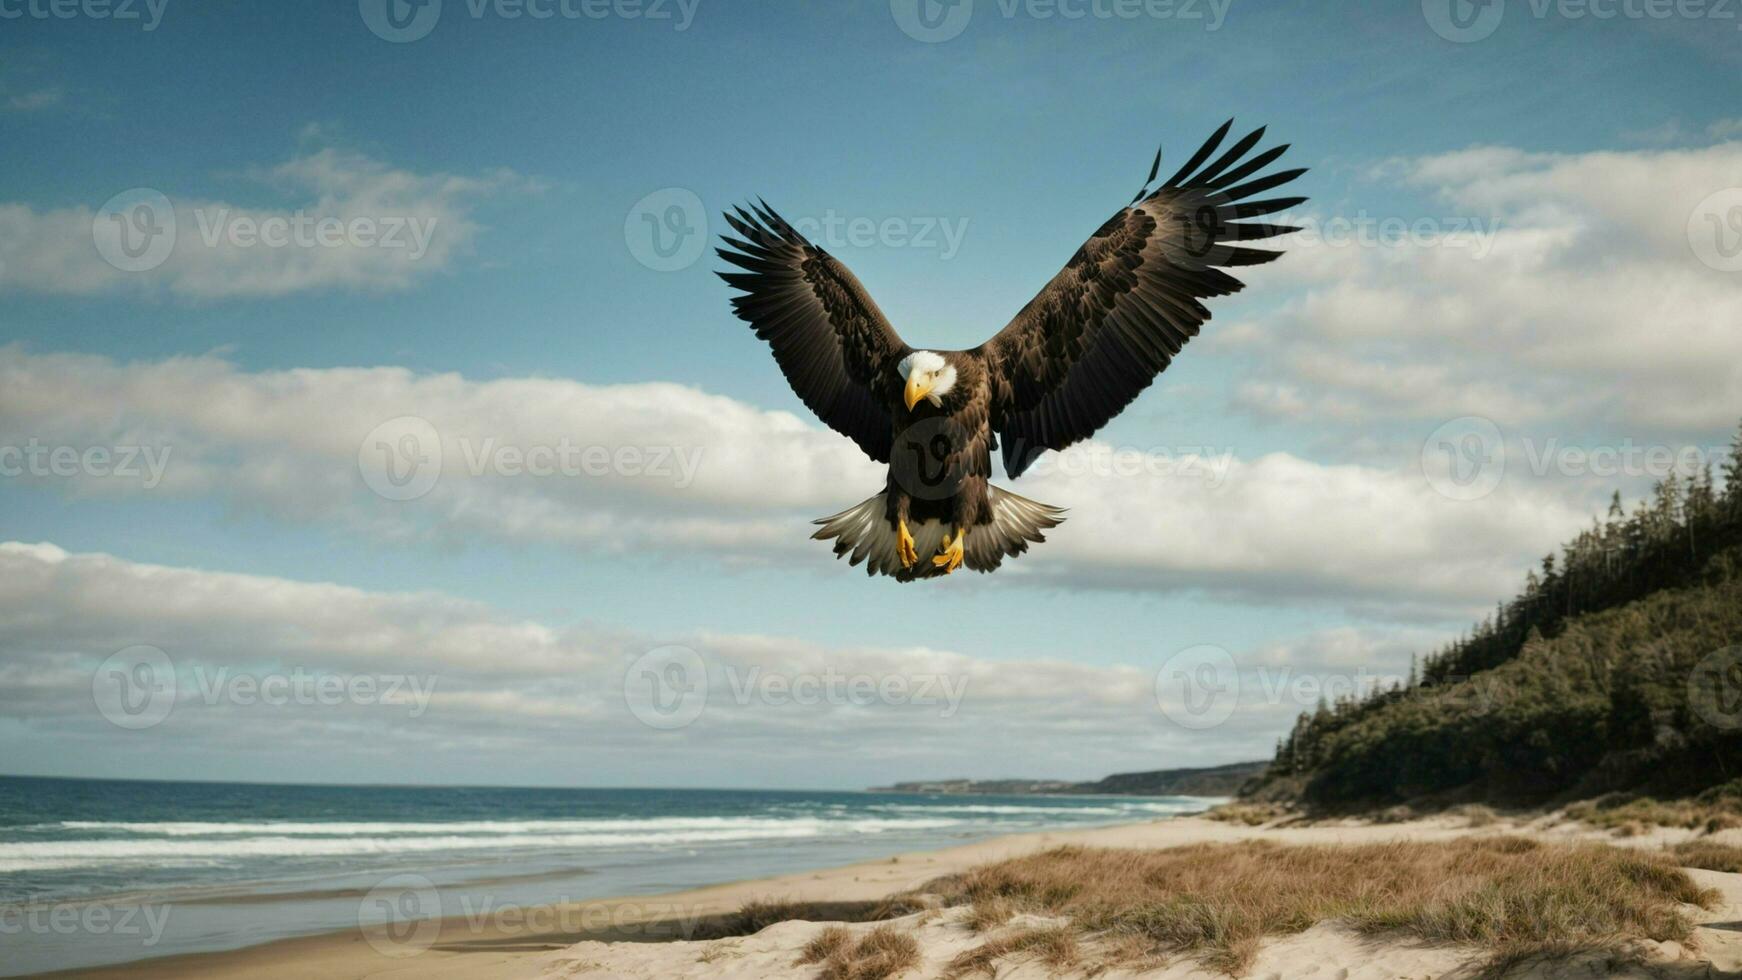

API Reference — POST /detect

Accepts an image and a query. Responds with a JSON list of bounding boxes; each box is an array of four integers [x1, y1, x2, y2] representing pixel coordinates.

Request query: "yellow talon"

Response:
[[932, 526, 965, 574], [897, 518, 918, 569]]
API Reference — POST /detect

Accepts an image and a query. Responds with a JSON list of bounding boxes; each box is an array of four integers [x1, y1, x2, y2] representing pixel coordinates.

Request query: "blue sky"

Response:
[[3, 0, 1741, 787]]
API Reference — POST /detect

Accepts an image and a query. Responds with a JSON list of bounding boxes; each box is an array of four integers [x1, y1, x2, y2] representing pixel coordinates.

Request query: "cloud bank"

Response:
[[0, 347, 1591, 611], [2, 541, 1409, 787]]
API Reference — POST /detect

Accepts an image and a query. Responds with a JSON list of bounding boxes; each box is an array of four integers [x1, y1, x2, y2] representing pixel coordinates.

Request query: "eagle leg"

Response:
[[897, 518, 919, 569], [932, 526, 965, 574]]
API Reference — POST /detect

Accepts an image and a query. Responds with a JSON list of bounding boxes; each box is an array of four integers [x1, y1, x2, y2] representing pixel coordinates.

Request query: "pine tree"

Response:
[[1725, 417, 1742, 509]]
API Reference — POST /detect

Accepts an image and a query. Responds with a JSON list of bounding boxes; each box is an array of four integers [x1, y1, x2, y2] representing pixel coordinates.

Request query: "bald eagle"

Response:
[[717, 121, 1305, 581]]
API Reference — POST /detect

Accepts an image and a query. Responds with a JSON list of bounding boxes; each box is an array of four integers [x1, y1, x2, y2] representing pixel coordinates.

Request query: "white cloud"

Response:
[[0, 348, 1592, 610], [1017, 451, 1589, 607], [0, 541, 1326, 786], [0, 144, 531, 298], [1227, 141, 1742, 442]]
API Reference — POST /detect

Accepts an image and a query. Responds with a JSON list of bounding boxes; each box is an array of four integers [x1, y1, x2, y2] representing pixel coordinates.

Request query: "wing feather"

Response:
[[979, 123, 1306, 477], [716, 204, 909, 462]]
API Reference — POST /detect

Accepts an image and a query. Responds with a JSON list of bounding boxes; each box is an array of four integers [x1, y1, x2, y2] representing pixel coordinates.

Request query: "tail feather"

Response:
[[811, 487, 1066, 582]]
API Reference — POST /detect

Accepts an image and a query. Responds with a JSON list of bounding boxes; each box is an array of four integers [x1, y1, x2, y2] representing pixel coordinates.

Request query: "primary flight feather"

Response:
[[716, 121, 1306, 581]]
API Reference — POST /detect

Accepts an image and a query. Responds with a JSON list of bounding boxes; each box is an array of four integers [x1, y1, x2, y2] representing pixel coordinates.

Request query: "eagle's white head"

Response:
[[898, 350, 957, 411]]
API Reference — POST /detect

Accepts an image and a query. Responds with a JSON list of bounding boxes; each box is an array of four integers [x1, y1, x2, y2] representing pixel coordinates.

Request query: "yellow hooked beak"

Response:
[[904, 372, 933, 411]]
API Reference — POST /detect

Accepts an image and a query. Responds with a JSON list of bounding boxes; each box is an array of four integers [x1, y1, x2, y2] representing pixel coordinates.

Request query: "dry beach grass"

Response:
[[915, 836, 1720, 976]]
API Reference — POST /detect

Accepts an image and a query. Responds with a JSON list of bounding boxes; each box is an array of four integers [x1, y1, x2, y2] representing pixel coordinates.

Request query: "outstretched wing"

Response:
[[717, 202, 910, 462], [979, 121, 1306, 478]]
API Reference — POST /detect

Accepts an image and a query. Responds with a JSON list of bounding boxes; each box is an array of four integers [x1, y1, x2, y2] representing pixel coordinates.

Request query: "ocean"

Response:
[[0, 776, 1220, 976]]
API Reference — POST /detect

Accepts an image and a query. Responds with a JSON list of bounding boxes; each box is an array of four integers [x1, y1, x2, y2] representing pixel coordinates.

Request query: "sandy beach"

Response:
[[33, 812, 1742, 980]]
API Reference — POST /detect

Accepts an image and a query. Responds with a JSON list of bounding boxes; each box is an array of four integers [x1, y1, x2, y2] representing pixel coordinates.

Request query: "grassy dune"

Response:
[[914, 837, 1719, 976]]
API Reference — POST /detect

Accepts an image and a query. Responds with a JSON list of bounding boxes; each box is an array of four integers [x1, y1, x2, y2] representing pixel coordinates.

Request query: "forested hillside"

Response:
[[1249, 422, 1742, 807]]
